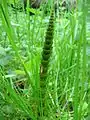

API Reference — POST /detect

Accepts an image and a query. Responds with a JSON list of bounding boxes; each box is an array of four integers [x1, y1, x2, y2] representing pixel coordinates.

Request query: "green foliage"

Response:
[[0, 0, 89, 120]]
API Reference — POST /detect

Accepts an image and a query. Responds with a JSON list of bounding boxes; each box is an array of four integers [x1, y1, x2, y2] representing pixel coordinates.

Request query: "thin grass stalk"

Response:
[[73, 3, 82, 120], [13, 0, 20, 39], [78, 0, 87, 119], [86, 0, 90, 116], [73, 35, 79, 120], [24, 1, 31, 59]]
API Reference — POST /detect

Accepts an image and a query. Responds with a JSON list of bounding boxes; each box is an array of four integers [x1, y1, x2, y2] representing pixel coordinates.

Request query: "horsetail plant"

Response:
[[40, 9, 55, 116]]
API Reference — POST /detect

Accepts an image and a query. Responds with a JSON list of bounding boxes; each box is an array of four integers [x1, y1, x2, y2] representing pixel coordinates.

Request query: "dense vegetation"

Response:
[[0, 0, 90, 120]]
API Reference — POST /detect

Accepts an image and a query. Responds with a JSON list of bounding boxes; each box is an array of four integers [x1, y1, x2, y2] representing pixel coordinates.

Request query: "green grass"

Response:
[[0, 0, 89, 120]]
